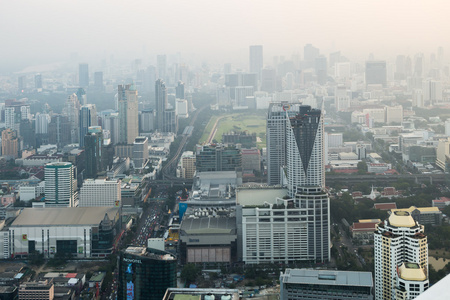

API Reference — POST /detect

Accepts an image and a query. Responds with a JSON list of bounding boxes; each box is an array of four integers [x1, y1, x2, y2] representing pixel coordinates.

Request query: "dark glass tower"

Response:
[[118, 247, 177, 300]]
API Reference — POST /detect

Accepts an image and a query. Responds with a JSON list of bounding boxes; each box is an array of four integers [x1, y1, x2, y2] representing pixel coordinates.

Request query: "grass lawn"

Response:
[[199, 111, 267, 148]]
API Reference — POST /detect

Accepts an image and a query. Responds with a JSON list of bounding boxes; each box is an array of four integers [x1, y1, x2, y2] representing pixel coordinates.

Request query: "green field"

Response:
[[199, 112, 267, 148]]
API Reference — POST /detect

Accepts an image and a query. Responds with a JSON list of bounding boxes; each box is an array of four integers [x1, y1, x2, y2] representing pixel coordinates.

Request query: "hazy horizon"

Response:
[[2, 0, 450, 72]]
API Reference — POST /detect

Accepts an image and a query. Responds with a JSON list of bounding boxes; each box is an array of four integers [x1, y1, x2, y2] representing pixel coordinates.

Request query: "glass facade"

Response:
[[118, 248, 177, 300]]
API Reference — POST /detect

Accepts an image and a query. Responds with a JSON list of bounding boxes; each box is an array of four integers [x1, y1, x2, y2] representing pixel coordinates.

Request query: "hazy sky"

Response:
[[2, 0, 450, 71]]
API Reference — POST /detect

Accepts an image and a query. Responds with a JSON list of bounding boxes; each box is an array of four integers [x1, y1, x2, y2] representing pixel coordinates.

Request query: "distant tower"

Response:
[[44, 162, 75, 207], [79, 104, 97, 148], [155, 79, 168, 132], [176, 81, 185, 99], [157, 55, 167, 81], [34, 74, 43, 89], [249, 45, 263, 80], [18, 76, 26, 92], [365, 61, 387, 87], [76, 88, 87, 106], [94, 72, 104, 91], [63, 94, 81, 143], [118, 84, 139, 144], [79, 63, 89, 87]]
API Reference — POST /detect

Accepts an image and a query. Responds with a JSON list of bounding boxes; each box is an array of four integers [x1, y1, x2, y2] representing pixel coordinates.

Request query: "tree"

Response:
[[357, 161, 368, 175], [29, 251, 44, 266], [181, 264, 201, 285]]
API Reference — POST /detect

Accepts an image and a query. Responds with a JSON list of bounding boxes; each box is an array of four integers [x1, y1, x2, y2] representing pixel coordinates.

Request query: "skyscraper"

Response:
[[79, 104, 97, 148], [44, 162, 75, 207], [118, 84, 139, 144], [79, 63, 89, 87], [365, 61, 387, 87], [286, 105, 324, 196], [249, 45, 263, 79], [1, 128, 19, 159], [84, 126, 103, 179], [157, 55, 167, 81], [374, 211, 429, 300], [266, 103, 300, 185], [34, 74, 42, 89], [64, 93, 81, 144], [94, 72, 104, 91], [155, 79, 168, 132], [176, 81, 185, 99]]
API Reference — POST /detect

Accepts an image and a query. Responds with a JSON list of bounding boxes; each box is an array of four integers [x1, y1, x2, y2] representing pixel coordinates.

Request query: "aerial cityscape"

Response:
[[1, 1, 450, 299]]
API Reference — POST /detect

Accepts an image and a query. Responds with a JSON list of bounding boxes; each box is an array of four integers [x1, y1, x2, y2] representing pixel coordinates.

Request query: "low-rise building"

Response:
[[280, 269, 373, 300], [19, 279, 54, 300], [350, 219, 382, 243], [391, 206, 443, 226]]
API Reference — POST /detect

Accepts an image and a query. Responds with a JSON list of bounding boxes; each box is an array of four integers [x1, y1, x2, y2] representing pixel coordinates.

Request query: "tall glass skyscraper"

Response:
[[118, 84, 138, 144]]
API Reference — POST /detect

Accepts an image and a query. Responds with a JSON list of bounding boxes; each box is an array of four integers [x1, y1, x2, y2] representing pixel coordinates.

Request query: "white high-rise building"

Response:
[[413, 90, 425, 108], [5, 107, 15, 130], [386, 105, 404, 124], [20, 105, 31, 121], [78, 179, 121, 207], [35, 113, 50, 134], [286, 105, 324, 196], [423, 79, 442, 105], [118, 84, 139, 144], [44, 162, 75, 207], [374, 211, 429, 300]]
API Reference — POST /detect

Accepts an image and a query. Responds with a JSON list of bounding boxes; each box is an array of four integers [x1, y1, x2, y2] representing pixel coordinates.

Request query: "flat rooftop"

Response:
[[280, 269, 373, 287], [11, 207, 119, 227]]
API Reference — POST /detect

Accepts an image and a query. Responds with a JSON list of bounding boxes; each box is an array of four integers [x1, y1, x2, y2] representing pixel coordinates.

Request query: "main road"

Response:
[[162, 106, 206, 179]]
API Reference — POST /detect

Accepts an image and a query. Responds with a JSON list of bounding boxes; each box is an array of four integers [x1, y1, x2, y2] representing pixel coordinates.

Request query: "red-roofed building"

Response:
[[350, 219, 382, 243], [374, 202, 397, 211], [65, 273, 77, 278], [432, 197, 450, 210]]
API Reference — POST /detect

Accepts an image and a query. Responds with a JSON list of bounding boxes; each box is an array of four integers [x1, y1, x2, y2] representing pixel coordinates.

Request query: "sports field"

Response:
[[199, 112, 266, 148]]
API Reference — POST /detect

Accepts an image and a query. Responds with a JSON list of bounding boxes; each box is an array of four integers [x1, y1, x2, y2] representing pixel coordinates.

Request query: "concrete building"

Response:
[[195, 144, 241, 172], [177, 151, 196, 179], [391, 206, 442, 226], [436, 137, 450, 171], [374, 211, 429, 300], [280, 269, 373, 300], [139, 109, 155, 133], [249, 45, 263, 80], [163, 288, 239, 300], [79, 63, 89, 87], [365, 61, 387, 87], [1, 128, 19, 159], [44, 162, 75, 207], [241, 148, 261, 173], [118, 84, 139, 145], [84, 126, 103, 179], [9, 207, 120, 258], [266, 103, 301, 185], [179, 207, 237, 264], [132, 136, 149, 169], [79, 104, 97, 148], [386, 105, 404, 124], [155, 79, 168, 132], [19, 279, 54, 300], [78, 179, 121, 207]]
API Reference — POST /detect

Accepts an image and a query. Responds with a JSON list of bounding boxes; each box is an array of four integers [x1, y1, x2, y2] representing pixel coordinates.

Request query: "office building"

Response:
[[63, 94, 81, 144], [157, 54, 167, 80], [436, 137, 450, 171], [249, 45, 263, 79], [101, 112, 119, 145], [304, 44, 320, 69], [44, 162, 75, 207], [386, 105, 404, 124], [280, 269, 373, 300], [1, 128, 19, 159], [315, 55, 327, 85], [35, 113, 50, 134], [48, 114, 71, 149], [4, 106, 15, 130], [163, 109, 178, 133], [76, 87, 87, 106], [423, 79, 443, 105], [118, 246, 177, 300], [365, 61, 387, 87], [241, 148, 261, 173], [19, 280, 54, 300], [155, 79, 168, 132], [266, 103, 301, 185], [196, 144, 241, 172], [132, 136, 149, 169], [139, 109, 155, 133], [234, 86, 254, 107], [18, 75, 26, 91], [79, 63, 89, 87], [261, 68, 277, 93], [79, 104, 97, 148], [176, 99, 188, 118], [79, 179, 121, 207], [9, 207, 120, 258], [286, 105, 324, 195], [94, 71, 103, 90], [35, 74, 43, 90], [84, 126, 103, 179], [374, 211, 429, 300], [176, 81, 185, 99], [177, 151, 196, 179], [118, 84, 139, 144]]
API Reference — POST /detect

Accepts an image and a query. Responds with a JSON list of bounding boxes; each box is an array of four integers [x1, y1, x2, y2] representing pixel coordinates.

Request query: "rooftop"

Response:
[[398, 263, 427, 281], [280, 269, 373, 287], [11, 207, 119, 227], [124, 246, 176, 261], [388, 211, 416, 228]]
